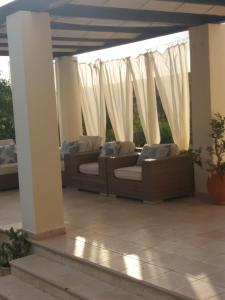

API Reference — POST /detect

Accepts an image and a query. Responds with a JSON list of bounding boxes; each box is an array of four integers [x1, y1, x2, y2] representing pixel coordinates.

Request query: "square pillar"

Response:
[[55, 56, 82, 143], [190, 24, 225, 193], [7, 11, 65, 239]]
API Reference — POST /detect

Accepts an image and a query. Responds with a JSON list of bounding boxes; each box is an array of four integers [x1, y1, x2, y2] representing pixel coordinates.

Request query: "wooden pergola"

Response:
[[0, 0, 225, 57]]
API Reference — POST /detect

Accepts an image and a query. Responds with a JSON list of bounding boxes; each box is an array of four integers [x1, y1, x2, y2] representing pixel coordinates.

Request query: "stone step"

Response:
[[32, 241, 190, 300], [11, 254, 148, 300], [0, 275, 58, 300]]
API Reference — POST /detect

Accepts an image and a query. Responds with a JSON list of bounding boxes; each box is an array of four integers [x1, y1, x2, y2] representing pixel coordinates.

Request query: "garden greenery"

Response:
[[0, 228, 31, 268]]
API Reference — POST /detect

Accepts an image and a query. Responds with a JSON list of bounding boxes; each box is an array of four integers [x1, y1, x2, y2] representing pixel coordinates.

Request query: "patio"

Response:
[[1, 188, 225, 299], [1, 1, 225, 298]]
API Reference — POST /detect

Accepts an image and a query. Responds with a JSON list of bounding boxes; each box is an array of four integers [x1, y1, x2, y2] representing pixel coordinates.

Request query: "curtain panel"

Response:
[[102, 59, 133, 141], [78, 60, 106, 141], [55, 58, 82, 144], [151, 43, 190, 150], [129, 54, 160, 145]]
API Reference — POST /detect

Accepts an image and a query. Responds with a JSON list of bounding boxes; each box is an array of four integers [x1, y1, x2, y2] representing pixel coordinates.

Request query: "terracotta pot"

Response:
[[207, 173, 225, 205], [0, 266, 10, 276]]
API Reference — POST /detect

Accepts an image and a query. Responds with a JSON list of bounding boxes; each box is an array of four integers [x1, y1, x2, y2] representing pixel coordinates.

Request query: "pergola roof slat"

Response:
[[50, 4, 225, 25], [51, 22, 183, 34], [161, 0, 225, 6]]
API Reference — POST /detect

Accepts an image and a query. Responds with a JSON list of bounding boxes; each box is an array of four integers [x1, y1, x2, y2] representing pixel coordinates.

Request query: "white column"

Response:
[[55, 56, 82, 143], [190, 24, 225, 193], [7, 11, 65, 239]]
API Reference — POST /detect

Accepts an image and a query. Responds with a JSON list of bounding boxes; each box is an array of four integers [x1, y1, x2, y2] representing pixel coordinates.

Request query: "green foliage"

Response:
[[105, 110, 173, 146], [133, 119, 145, 146], [159, 119, 173, 144], [0, 79, 15, 140], [0, 228, 31, 268], [133, 119, 173, 147], [181, 147, 202, 167], [105, 111, 115, 142], [192, 113, 225, 174], [207, 113, 225, 173]]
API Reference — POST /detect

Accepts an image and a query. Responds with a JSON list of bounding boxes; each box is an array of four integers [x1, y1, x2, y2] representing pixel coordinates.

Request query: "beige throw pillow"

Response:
[[119, 141, 136, 155], [79, 136, 102, 151]]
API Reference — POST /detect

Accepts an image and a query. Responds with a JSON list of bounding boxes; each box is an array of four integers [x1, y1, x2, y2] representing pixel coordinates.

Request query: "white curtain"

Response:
[[102, 59, 133, 141], [78, 60, 106, 141], [152, 43, 190, 150], [55, 57, 82, 144], [129, 54, 160, 145]]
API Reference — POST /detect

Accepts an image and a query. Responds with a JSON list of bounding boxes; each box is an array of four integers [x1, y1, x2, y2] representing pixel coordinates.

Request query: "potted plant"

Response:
[[193, 113, 225, 204], [0, 228, 31, 276]]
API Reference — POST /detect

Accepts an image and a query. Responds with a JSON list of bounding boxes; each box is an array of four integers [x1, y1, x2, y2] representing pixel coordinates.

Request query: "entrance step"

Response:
[[11, 254, 149, 300], [0, 275, 58, 300], [32, 241, 190, 300]]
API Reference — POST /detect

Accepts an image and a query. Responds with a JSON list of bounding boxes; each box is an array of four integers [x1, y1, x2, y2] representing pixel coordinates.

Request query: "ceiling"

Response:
[[0, 0, 225, 57]]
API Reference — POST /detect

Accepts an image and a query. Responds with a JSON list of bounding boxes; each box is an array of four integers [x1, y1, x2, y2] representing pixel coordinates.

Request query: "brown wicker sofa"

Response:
[[66, 141, 136, 194], [107, 146, 194, 204]]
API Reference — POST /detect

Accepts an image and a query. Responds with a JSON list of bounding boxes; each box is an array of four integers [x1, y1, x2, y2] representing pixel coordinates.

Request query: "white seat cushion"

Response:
[[114, 166, 142, 181], [0, 163, 18, 175], [79, 162, 99, 175]]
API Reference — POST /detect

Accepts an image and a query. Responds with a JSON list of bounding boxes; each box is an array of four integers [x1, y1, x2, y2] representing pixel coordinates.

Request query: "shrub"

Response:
[[0, 228, 31, 268], [159, 119, 173, 144], [0, 79, 15, 140]]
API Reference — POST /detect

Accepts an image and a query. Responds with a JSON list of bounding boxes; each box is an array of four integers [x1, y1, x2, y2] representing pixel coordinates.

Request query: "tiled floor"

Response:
[[1, 188, 225, 299]]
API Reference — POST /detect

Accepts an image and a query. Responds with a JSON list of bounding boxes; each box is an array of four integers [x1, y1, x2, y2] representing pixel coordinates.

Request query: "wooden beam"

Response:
[[0, 33, 137, 44], [0, 0, 58, 25], [0, 50, 8, 56], [51, 22, 185, 34], [53, 51, 75, 57], [160, 0, 225, 6], [0, 42, 103, 51], [50, 4, 225, 25], [52, 36, 133, 43]]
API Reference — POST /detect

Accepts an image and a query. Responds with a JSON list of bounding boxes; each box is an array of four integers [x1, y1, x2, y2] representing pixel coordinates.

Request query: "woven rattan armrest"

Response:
[[107, 153, 139, 174], [142, 154, 194, 196]]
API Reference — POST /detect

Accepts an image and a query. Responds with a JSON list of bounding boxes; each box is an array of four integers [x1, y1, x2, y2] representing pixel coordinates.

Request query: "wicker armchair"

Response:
[[0, 140, 19, 190], [107, 153, 194, 203], [66, 141, 137, 194], [0, 169, 18, 191], [64, 151, 109, 193], [61, 136, 103, 188]]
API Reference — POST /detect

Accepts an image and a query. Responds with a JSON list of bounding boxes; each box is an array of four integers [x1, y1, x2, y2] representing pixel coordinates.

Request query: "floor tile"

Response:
[[122, 260, 170, 282], [146, 271, 198, 291], [177, 279, 225, 300], [2, 189, 225, 300]]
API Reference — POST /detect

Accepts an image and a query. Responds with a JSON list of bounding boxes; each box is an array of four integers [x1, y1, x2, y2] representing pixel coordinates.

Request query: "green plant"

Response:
[[0, 78, 15, 140], [0, 228, 31, 268], [207, 113, 225, 173], [191, 113, 225, 174], [181, 147, 202, 167]]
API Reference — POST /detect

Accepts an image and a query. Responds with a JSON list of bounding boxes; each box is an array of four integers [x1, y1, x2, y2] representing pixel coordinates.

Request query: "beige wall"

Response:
[[190, 24, 225, 193]]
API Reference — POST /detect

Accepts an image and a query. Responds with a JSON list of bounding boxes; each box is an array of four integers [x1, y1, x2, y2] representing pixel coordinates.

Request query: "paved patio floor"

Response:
[[1, 188, 225, 299]]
